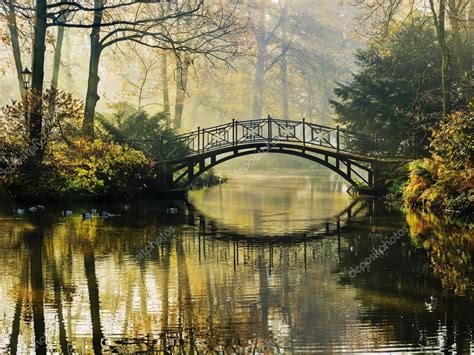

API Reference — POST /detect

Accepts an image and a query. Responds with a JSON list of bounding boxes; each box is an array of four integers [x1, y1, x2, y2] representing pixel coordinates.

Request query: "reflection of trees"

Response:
[[0, 205, 363, 353], [25, 227, 47, 354], [84, 245, 104, 355], [406, 212, 474, 298], [50, 242, 70, 354], [1, 201, 472, 353], [338, 208, 474, 353], [8, 252, 27, 354], [175, 235, 195, 353]]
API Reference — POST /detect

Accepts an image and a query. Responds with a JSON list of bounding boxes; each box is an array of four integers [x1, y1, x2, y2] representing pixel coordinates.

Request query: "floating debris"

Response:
[[14, 208, 25, 215], [166, 208, 178, 214], [82, 213, 93, 220], [99, 211, 121, 218], [29, 205, 45, 213]]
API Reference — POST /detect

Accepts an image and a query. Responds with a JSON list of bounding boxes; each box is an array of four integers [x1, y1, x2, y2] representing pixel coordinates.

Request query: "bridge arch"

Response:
[[160, 142, 374, 192]]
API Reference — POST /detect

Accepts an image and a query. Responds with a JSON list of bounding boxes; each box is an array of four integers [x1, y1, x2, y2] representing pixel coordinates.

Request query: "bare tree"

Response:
[[6, 0, 243, 142], [1, 0, 26, 97]]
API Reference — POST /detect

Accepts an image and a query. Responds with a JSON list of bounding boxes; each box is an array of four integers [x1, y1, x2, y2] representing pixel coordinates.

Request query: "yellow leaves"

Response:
[[53, 138, 155, 198], [404, 107, 473, 214], [405, 211, 474, 296]]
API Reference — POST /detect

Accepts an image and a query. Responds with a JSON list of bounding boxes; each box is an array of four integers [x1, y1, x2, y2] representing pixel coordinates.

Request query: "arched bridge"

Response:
[[132, 117, 404, 194]]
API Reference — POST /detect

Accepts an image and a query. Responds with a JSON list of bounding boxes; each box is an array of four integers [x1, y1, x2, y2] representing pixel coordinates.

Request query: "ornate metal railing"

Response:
[[156, 117, 384, 160]]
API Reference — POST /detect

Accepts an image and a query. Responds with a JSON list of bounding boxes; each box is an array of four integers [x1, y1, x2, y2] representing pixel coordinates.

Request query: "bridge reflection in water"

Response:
[[0, 198, 472, 353]]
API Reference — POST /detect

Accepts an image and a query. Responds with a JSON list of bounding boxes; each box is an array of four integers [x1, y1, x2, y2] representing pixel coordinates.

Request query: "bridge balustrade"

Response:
[[159, 117, 386, 160]]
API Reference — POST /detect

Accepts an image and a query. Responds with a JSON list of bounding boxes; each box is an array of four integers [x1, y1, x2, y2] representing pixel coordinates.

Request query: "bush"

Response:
[[3, 139, 156, 201], [58, 139, 155, 199], [1, 97, 223, 200], [97, 108, 190, 160], [403, 107, 473, 215]]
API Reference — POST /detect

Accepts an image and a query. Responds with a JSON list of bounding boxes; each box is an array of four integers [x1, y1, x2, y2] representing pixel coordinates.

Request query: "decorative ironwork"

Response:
[[124, 117, 407, 192], [161, 117, 379, 160]]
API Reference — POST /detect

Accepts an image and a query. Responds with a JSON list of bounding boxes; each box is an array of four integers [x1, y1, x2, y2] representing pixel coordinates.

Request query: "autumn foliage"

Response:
[[404, 106, 473, 214]]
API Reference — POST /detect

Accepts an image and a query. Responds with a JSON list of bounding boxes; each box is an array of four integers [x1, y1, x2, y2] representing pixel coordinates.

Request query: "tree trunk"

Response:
[[30, 0, 47, 146], [252, 5, 267, 119], [51, 16, 67, 90], [448, 0, 463, 78], [27, 228, 47, 354], [6, 0, 25, 98], [83, 1, 103, 139], [84, 247, 104, 355], [306, 78, 316, 121], [280, 0, 290, 120], [321, 82, 331, 123], [468, 1, 474, 102], [174, 53, 190, 129], [161, 52, 171, 118], [431, 0, 452, 115], [49, 14, 67, 116], [64, 31, 74, 92]]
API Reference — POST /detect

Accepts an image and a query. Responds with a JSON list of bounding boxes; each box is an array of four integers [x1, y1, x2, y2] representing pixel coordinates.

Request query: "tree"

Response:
[[1, 0, 26, 98], [351, 0, 472, 115], [161, 51, 171, 117], [279, 0, 290, 120], [331, 19, 443, 154], [29, 0, 47, 163], [429, 0, 452, 115], [5, 0, 242, 142]]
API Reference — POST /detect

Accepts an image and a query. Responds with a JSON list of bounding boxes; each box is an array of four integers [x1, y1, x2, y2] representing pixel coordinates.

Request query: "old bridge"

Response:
[[131, 117, 405, 194]]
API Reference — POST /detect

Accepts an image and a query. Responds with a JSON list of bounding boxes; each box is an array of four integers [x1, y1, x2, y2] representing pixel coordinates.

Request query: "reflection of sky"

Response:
[[190, 169, 351, 236]]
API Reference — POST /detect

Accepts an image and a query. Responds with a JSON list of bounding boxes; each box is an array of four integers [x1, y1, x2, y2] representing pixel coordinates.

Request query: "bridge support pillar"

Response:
[[370, 161, 386, 195], [187, 162, 195, 182], [156, 163, 173, 193]]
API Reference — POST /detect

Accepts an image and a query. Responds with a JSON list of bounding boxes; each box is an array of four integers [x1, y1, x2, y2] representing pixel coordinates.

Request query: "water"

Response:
[[0, 169, 473, 354]]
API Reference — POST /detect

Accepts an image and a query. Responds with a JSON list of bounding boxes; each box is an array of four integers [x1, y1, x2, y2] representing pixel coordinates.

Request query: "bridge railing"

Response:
[[157, 117, 409, 160]]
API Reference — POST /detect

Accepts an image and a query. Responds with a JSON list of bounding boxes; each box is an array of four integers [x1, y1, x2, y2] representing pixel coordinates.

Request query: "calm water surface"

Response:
[[0, 170, 473, 353]]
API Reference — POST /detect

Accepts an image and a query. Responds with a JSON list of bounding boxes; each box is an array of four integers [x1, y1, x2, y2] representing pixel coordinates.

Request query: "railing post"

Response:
[[267, 115, 272, 144], [302, 117, 306, 152], [232, 118, 236, 146], [336, 125, 340, 169], [197, 127, 201, 154], [202, 128, 205, 153]]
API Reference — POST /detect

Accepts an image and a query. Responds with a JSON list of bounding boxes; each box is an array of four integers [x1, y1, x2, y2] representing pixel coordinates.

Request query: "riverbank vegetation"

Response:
[[404, 107, 473, 215], [331, 3, 473, 216], [0, 97, 225, 201]]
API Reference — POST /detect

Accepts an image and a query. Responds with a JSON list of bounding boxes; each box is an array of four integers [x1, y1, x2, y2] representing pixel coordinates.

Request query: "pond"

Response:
[[0, 169, 472, 353]]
